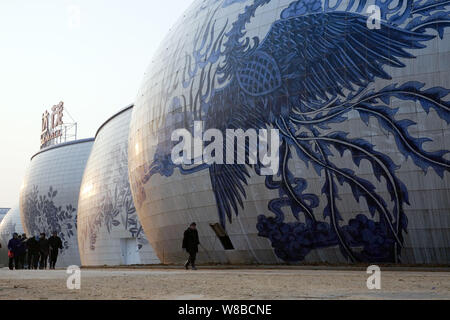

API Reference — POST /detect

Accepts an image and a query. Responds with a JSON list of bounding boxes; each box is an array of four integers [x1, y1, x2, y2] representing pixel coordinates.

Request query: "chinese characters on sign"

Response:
[[41, 101, 64, 148]]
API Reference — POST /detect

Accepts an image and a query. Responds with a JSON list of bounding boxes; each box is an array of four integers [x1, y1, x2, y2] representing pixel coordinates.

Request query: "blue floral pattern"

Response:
[[23, 186, 77, 252], [83, 145, 148, 251]]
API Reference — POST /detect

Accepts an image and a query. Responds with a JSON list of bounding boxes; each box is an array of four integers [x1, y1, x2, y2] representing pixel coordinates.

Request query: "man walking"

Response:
[[19, 234, 28, 269], [7, 233, 21, 270], [15, 235, 26, 269], [48, 231, 63, 269], [182, 222, 200, 270], [38, 233, 50, 269], [26, 235, 40, 269]]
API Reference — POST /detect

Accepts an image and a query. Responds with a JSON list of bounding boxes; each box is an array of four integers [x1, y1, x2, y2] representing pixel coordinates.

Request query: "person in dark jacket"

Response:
[[48, 231, 63, 269], [15, 235, 26, 269], [38, 233, 50, 269], [182, 222, 200, 270], [7, 233, 21, 270], [26, 235, 40, 269], [18, 234, 28, 269]]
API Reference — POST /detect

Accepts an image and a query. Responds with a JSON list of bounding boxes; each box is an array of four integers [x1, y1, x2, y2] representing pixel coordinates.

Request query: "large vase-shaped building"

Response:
[[20, 139, 94, 267], [0, 205, 23, 267], [128, 0, 450, 264], [0, 208, 9, 224], [77, 105, 160, 266]]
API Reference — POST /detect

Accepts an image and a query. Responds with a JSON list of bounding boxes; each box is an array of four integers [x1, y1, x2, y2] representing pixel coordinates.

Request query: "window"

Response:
[[209, 223, 234, 250]]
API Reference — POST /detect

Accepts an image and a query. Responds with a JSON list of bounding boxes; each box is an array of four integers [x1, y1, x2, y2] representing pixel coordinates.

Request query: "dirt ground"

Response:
[[0, 266, 448, 300]]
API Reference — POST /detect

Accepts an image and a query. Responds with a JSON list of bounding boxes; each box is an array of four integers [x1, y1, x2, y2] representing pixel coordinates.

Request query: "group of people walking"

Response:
[[2, 223, 198, 270], [5, 232, 63, 270]]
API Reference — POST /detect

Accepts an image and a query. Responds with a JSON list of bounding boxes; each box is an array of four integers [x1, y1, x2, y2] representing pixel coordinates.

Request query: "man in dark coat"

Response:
[[182, 222, 200, 270], [38, 233, 50, 269], [15, 235, 26, 269], [26, 235, 40, 269], [18, 234, 28, 269], [48, 231, 63, 269], [7, 233, 21, 270]]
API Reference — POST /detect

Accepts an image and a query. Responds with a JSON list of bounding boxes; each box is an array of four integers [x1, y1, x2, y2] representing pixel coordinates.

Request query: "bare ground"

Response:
[[0, 267, 448, 300]]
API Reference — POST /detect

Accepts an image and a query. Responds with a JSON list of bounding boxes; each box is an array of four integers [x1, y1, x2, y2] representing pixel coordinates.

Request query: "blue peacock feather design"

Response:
[[139, 0, 450, 263]]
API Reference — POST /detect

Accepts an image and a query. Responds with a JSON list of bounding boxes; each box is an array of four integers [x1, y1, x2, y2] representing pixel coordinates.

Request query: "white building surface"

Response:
[[78, 105, 160, 266], [0, 205, 23, 267], [20, 139, 94, 267], [128, 0, 450, 264]]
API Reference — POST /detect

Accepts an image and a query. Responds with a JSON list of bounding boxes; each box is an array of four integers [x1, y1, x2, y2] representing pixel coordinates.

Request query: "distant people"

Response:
[[38, 233, 50, 269], [182, 222, 200, 270], [15, 235, 26, 269], [26, 235, 40, 269], [7, 233, 21, 270], [17, 234, 21, 268], [18, 233, 28, 269], [48, 231, 63, 269]]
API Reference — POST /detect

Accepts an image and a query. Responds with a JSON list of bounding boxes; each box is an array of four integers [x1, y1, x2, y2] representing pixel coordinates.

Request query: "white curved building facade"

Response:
[[0, 205, 23, 267], [0, 208, 9, 224], [20, 139, 94, 267], [128, 0, 450, 264], [78, 105, 160, 266]]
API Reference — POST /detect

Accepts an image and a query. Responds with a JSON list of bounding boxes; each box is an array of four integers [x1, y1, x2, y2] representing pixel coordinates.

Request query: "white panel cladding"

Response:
[[20, 140, 93, 267], [0, 205, 23, 266], [128, 0, 450, 265], [78, 107, 160, 266]]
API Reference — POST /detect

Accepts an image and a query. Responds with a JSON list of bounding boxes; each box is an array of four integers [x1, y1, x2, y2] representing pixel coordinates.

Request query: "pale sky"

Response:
[[0, 0, 192, 207]]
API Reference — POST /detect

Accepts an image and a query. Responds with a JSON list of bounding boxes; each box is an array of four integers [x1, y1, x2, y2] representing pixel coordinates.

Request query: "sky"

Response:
[[0, 0, 192, 207]]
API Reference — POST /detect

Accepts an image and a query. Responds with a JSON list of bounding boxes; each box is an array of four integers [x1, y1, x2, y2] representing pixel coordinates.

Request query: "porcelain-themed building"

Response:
[[20, 139, 94, 267], [0, 205, 23, 266], [78, 105, 160, 266], [0, 208, 9, 224], [128, 0, 450, 264], [0, 207, 10, 265]]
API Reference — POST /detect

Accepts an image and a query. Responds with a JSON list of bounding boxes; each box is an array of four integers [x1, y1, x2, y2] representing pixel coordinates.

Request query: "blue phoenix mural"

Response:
[[137, 0, 450, 263]]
